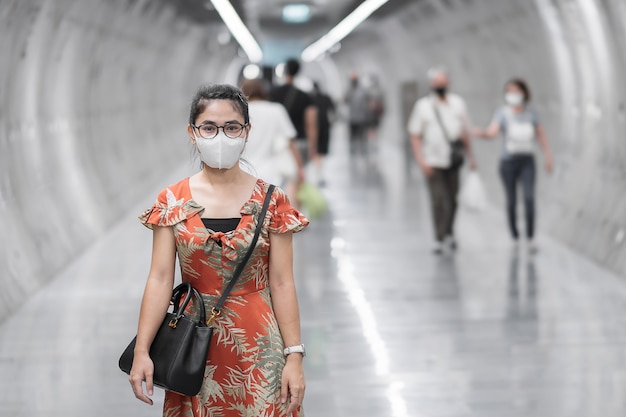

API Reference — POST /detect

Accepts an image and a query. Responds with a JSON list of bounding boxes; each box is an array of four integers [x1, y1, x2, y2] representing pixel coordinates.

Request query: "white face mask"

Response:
[[505, 92, 524, 107], [195, 132, 245, 170]]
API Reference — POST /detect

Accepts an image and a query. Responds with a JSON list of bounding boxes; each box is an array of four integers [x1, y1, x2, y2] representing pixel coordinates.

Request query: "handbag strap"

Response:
[[207, 184, 275, 324], [432, 99, 453, 143], [171, 282, 207, 326]]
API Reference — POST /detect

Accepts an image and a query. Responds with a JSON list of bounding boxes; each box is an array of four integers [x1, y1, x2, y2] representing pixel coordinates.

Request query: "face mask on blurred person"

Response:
[[432, 87, 447, 98], [505, 92, 524, 107], [195, 132, 245, 170]]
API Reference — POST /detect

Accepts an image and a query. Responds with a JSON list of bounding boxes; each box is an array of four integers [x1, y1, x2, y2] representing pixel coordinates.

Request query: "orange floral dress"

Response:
[[139, 178, 308, 417]]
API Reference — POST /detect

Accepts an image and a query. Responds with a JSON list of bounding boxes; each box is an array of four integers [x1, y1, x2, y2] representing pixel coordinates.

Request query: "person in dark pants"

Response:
[[345, 72, 371, 157], [408, 68, 477, 254], [500, 155, 536, 243], [474, 78, 553, 253], [311, 81, 335, 185]]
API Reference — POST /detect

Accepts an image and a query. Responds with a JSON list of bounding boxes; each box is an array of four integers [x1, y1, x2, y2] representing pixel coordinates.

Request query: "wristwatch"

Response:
[[283, 344, 306, 357]]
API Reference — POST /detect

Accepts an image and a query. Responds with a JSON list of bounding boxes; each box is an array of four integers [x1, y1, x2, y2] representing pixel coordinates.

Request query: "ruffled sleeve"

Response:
[[138, 186, 203, 229], [268, 186, 309, 234]]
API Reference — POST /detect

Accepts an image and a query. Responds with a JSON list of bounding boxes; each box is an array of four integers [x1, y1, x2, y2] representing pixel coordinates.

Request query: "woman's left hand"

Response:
[[281, 354, 305, 414]]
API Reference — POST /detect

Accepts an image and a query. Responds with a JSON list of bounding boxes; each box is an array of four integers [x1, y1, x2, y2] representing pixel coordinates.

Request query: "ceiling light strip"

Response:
[[210, 0, 263, 63], [301, 0, 389, 62]]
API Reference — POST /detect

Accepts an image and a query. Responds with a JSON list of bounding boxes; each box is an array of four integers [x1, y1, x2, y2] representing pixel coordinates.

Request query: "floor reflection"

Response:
[[507, 253, 538, 321], [2, 135, 626, 416]]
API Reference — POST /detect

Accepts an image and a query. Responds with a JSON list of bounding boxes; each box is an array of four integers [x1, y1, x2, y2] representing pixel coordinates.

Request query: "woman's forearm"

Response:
[[536, 125, 552, 157], [270, 282, 302, 347], [134, 226, 177, 354], [268, 232, 302, 349], [134, 277, 174, 354], [475, 122, 500, 139]]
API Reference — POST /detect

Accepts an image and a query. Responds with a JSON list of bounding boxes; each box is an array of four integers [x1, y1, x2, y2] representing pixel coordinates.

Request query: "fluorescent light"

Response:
[[301, 0, 388, 62], [282, 4, 311, 24], [210, 0, 263, 63], [242, 64, 261, 79], [275, 62, 285, 78]]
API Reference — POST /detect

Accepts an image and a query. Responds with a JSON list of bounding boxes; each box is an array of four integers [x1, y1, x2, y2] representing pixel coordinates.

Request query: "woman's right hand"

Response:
[[129, 351, 155, 405], [473, 122, 500, 139], [471, 127, 484, 138]]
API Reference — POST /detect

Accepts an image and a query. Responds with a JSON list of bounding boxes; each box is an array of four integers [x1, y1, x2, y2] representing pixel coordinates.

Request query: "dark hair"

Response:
[[506, 78, 531, 103], [188, 84, 249, 125], [240, 79, 269, 101], [285, 58, 301, 77]]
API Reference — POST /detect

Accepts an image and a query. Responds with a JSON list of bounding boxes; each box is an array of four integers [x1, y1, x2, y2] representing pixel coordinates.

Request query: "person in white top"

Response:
[[408, 68, 477, 254], [241, 79, 304, 202]]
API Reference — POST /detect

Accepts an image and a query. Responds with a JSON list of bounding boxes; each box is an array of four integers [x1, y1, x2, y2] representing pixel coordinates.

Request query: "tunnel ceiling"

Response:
[[164, 0, 245, 24], [164, 0, 415, 55]]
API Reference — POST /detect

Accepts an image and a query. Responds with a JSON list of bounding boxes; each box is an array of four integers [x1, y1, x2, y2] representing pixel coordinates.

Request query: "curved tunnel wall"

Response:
[[328, 0, 626, 276], [0, 0, 236, 322], [1, 0, 625, 324]]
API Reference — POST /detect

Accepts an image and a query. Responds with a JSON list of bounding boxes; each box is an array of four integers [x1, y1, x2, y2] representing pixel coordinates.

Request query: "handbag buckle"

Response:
[[207, 308, 221, 325], [168, 318, 179, 328]]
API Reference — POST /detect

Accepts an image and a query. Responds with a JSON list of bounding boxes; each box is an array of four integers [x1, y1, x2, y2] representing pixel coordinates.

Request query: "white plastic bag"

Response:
[[460, 171, 488, 211]]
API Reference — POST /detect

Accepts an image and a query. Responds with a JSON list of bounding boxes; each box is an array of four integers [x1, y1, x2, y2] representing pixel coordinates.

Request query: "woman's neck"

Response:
[[199, 164, 247, 186]]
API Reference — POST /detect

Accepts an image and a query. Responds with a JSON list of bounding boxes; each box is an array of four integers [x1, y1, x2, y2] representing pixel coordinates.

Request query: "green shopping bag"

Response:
[[296, 182, 328, 220]]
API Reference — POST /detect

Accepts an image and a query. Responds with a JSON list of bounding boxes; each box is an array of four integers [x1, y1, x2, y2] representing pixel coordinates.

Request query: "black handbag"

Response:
[[119, 283, 212, 396], [119, 184, 275, 397], [432, 101, 465, 170]]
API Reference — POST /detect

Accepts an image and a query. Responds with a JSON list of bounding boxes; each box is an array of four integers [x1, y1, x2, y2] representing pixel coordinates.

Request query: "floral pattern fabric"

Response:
[[139, 178, 309, 417]]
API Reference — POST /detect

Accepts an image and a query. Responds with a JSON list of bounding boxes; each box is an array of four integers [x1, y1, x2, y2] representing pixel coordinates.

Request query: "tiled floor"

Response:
[[2, 132, 626, 416]]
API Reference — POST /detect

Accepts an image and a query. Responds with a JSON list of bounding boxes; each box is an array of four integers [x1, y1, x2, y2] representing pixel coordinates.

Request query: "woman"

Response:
[[129, 84, 308, 416], [240, 78, 304, 202], [474, 79, 553, 252]]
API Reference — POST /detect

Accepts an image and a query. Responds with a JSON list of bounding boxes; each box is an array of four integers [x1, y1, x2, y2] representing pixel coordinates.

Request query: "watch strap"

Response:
[[283, 344, 306, 357]]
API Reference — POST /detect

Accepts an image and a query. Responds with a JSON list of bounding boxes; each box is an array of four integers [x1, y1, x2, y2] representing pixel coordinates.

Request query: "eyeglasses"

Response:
[[191, 122, 248, 139]]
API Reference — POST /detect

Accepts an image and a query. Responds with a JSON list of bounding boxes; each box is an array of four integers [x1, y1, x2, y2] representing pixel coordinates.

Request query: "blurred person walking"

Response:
[[128, 84, 308, 416], [241, 78, 304, 202], [408, 68, 476, 254], [474, 78, 553, 253], [345, 72, 371, 157], [366, 75, 385, 142], [311, 81, 336, 186], [271, 58, 318, 165]]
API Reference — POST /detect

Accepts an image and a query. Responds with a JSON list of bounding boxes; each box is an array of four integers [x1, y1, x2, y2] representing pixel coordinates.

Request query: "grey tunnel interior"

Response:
[[1, 0, 625, 324]]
